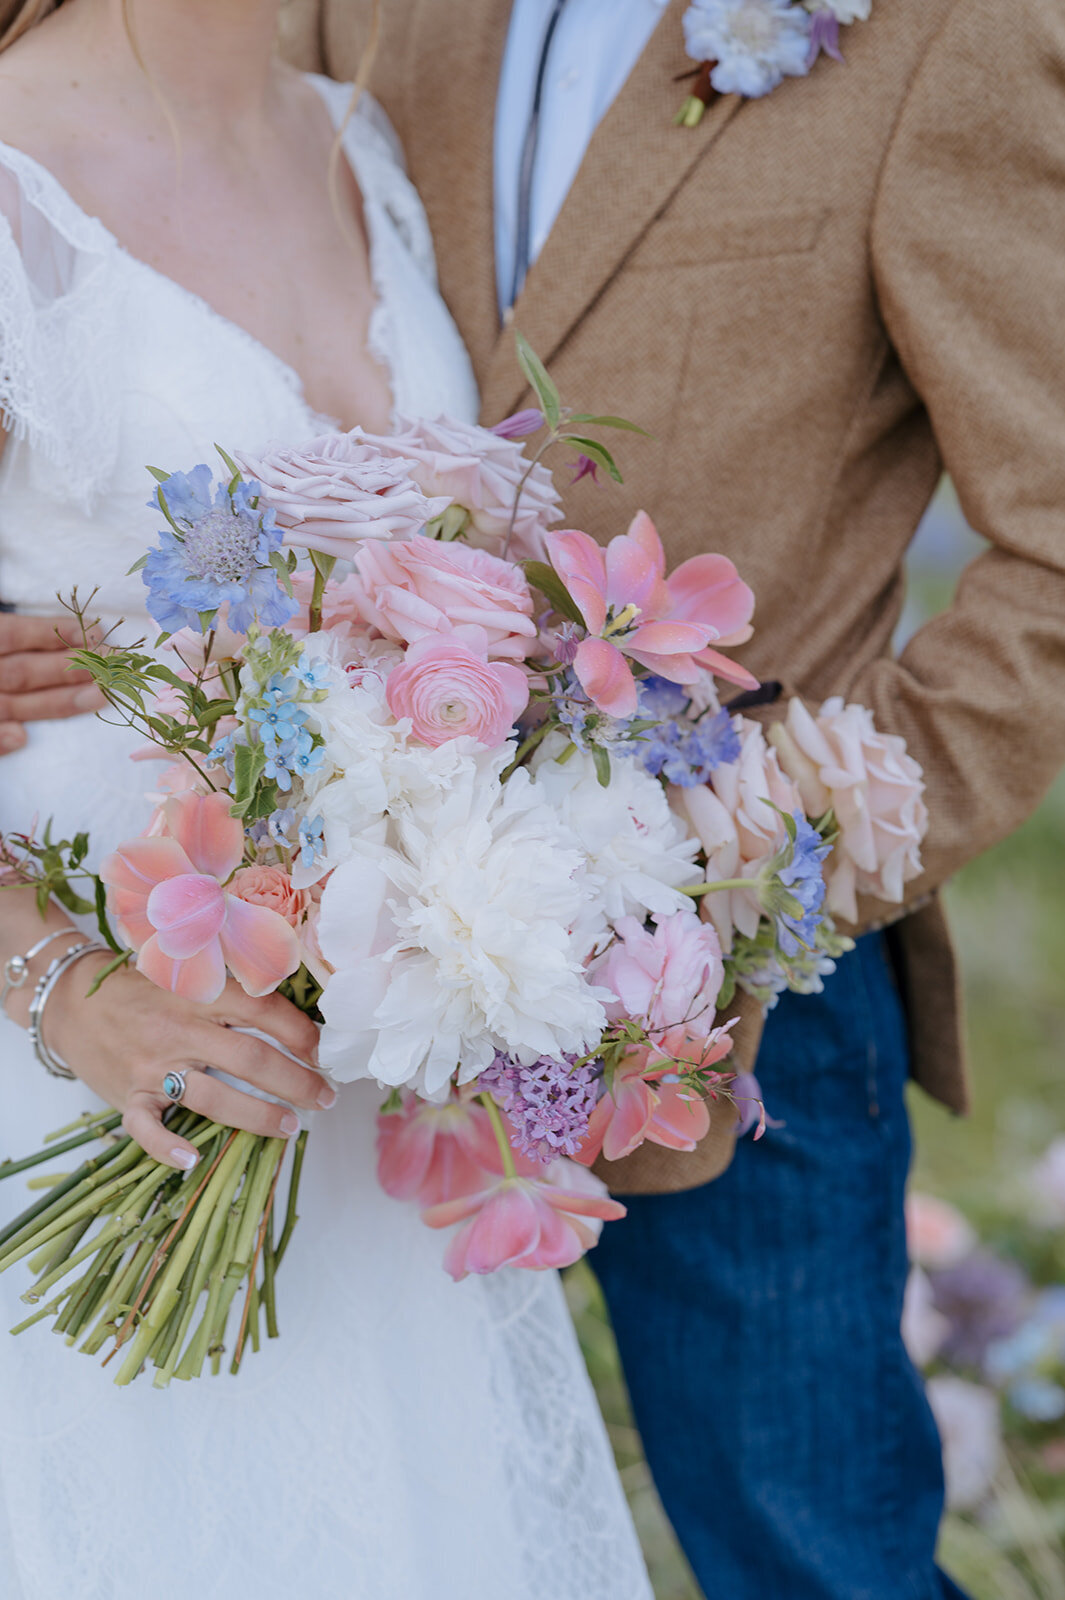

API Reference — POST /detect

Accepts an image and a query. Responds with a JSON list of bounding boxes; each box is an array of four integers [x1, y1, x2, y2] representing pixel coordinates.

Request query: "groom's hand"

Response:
[[0, 611, 105, 752]]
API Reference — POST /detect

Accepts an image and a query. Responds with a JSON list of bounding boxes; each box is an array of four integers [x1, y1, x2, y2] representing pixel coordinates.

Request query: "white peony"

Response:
[[683, 0, 812, 99], [531, 734, 700, 956], [317, 760, 607, 1097], [816, 0, 870, 23]]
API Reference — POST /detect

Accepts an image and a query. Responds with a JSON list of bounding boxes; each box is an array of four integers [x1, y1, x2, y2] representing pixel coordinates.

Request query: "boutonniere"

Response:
[[675, 0, 871, 125]]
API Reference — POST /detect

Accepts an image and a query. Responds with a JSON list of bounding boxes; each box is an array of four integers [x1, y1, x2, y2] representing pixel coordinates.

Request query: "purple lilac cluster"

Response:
[[480, 1052, 602, 1164]]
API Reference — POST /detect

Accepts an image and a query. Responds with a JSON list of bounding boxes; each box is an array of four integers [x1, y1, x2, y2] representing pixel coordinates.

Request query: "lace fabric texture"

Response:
[[0, 82, 652, 1600]]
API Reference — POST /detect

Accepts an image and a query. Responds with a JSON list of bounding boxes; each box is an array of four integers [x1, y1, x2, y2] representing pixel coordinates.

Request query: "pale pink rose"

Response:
[[349, 534, 537, 660], [594, 912, 724, 1050], [229, 864, 308, 930], [905, 1191, 976, 1269], [770, 696, 928, 923], [385, 625, 529, 748], [234, 433, 451, 561], [359, 414, 562, 561], [672, 716, 802, 951]]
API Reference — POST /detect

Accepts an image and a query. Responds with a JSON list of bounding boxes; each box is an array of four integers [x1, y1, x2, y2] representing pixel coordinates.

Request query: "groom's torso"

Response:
[[291, 0, 983, 1112]]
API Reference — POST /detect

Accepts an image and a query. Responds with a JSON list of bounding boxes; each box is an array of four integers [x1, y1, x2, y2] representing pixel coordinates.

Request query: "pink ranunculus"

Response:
[[770, 696, 928, 923], [358, 414, 563, 561], [673, 716, 803, 952], [233, 433, 451, 562], [905, 1192, 976, 1269], [594, 911, 725, 1050], [545, 511, 757, 718], [349, 533, 537, 660], [385, 625, 529, 748], [376, 1094, 513, 1208], [422, 1160, 625, 1280], [100, 791, 300, 1004], [229, 864, 308, 930]]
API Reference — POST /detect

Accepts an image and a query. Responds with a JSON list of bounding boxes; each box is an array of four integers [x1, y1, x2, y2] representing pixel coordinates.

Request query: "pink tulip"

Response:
[[100, 791, 300, 1003], [385, 625, 529, 748], [575, 1053, 712, 1163], [377, 1094, 537, 1208], [545, 511, 757, 717], [422, 1163, 626, 1280]]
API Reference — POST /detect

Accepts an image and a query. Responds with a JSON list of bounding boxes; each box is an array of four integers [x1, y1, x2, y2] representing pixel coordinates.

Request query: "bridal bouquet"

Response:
[[0, 338, 928, 1382]]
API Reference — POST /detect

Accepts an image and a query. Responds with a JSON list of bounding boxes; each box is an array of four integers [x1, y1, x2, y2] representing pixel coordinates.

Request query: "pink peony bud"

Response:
[[385, 625, 530, 748]]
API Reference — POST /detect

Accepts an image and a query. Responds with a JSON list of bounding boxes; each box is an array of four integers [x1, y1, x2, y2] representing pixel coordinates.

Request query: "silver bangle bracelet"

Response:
[[27, 940, 108, 1080], [0, 927, 83, 1015]]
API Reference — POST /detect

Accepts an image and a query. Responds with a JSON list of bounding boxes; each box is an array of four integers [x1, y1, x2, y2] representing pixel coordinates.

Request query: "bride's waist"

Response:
[[0, 715, 158, 863]]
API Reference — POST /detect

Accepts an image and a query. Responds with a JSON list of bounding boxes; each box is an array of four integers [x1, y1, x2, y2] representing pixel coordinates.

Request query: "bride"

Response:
[[0, 2, 653, 1596]]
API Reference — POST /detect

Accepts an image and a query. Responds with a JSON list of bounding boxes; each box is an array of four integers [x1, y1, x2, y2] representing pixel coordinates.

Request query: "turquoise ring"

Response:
[[162, 1070, 188, 1105]]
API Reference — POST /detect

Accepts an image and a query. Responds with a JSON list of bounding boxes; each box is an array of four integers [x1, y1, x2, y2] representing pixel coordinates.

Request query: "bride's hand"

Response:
[[47, 954, 333, 1170]]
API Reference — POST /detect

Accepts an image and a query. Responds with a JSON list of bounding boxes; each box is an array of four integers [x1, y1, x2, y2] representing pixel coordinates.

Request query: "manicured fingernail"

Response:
[[171, 1147, 198, 1170], [0, 726, 25, 752], [280, 1113, 300, 1136], [74, 685, 105, 711], [316, 1084, 337, 1110]]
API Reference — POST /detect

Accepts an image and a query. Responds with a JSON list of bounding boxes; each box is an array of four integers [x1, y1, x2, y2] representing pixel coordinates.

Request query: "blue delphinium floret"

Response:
[[756, 811, 831, 957], [639, 707, 742, 787], [298, 814, 326, 870], [143, 466, 297, 636]]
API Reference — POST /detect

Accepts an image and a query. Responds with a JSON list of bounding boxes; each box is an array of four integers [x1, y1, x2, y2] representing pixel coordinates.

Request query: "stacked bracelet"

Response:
[[27, 940, 108, 1080], [0, 928, 82, 1015]]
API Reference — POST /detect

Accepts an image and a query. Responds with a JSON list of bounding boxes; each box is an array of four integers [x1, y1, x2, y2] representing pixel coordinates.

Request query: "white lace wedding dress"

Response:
[[0, 77, 652, 1600]]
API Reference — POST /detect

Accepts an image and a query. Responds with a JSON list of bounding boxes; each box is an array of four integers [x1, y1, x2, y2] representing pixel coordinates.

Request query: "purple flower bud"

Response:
[[569, 454, 601, 487], [492, 409, 545, 440]]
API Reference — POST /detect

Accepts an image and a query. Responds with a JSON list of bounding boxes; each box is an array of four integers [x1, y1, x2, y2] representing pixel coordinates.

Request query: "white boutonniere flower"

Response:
[[676, 0, 873, 125]]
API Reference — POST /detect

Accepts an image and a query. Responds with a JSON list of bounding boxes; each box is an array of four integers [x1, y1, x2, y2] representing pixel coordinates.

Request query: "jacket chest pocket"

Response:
[[629, 207, 831, 269]]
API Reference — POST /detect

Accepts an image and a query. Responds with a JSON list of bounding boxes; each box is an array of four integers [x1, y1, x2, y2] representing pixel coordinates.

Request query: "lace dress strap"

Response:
[[0, 147, 122, 508]]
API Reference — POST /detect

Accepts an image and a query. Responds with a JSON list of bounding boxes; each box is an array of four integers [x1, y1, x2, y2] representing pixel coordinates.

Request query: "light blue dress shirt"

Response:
[[494, 0, 670, 314]]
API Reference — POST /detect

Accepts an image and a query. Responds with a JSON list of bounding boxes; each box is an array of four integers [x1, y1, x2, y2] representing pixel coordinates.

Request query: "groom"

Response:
[[283, 4, 1065, 1594]]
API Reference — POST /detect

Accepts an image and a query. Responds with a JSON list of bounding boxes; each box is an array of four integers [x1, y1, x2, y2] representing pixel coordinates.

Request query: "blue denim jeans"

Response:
[[594, 933, 969, 1600]]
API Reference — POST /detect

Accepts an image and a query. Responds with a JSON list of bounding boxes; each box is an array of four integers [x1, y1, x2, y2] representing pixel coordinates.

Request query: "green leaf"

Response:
[[560, 436, 623, 484], [125, 553, 149, 575], [146, 465, 171, 484], [514, 332, 561, 428], [592, 744, 612, 788], [232, 740, 267, 807], [84, 949, 131, 997], [717, 968, 737, 1010], [215, 444, 242, 484], [566, 414, 652, 437], [153, 486, 186, 538], [69, 832, 89, 867], [93, 877, 123, 953], [268, 549, 294, 597], [52, 881, 95, 917], [309, 549, 337, 583], [196, 699, 236, 729], [522, 561, 585, 628]]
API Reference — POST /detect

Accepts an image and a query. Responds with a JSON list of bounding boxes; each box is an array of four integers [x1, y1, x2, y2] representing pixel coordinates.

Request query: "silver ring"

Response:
[[162, 1069, 188, 1105]]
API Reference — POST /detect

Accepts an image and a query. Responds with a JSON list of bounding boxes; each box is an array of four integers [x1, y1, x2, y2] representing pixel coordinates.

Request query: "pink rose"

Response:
[[234, 433, 450, 561], [229, 864, 309, 930], [770, 696, 928, 922], [385, 626, 529, 748], [672, 716, 802, 951], [359, 414, 562, 561], [594, 911, 724, 1054], [348, 534, 537, 660]]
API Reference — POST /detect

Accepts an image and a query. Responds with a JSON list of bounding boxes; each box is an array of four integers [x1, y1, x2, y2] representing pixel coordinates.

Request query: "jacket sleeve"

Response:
[[850, 0, 1065, 925]]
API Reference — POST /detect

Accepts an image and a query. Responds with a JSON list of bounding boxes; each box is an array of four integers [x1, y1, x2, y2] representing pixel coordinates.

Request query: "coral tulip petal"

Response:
[[605, 536, 659, 612], [377, 1113, 437, 1201], [668, 554, 755, 642], [219, 894, 300, 997], [522, 1199, 584, 1270], [572, 637, 638, 717], [627, 620, 714, 655], [625, 511, 666, 577], [625, 649, 702, 684], [100, 836, 196, 897], [545, 529, 608, 634], [647, 1083, 712, 1151], [163, 790, 245, 882], [463, 1183, 542, 1274], [601, 1080, 656, 1162], [694, 645, 760, 690], [146, 873, 227, 959], [541, 1186, 627, 1222], [137, 933, 227, 1003]]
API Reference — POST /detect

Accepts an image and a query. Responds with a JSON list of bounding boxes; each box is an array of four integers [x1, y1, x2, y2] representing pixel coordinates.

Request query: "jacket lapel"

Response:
[[481, 0, 742, 421], [401, 0, 513, 384]]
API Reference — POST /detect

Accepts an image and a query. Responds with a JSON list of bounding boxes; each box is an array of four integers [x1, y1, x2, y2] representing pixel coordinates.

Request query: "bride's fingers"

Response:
[[211, 984, 320, 1067], [196, 1023, 333, 1111], [122, 1095, 200, 1171], [178, 1068, 302, 1141]]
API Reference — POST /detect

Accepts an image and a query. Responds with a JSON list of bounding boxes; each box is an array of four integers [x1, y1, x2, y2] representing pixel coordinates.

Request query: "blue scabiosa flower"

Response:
[[143, 466, 297, 636], [756, 811, 830, 956]]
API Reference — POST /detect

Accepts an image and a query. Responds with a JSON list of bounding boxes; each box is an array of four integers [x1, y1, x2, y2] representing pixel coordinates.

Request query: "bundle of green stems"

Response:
[[0, 1110, 308, 1387]]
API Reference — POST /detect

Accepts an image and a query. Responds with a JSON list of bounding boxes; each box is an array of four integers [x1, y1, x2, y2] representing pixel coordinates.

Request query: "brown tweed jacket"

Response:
[[283, 0, 1065, 1191]]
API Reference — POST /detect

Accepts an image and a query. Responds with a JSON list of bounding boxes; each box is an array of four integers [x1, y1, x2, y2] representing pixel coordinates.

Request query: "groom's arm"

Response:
[[849, 0, 1065, 925]]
